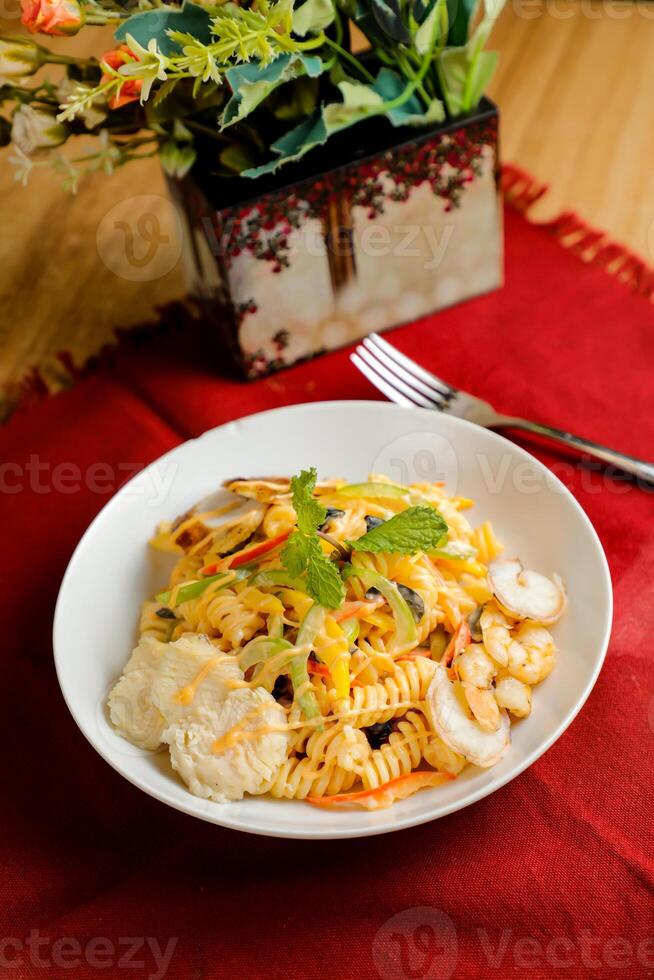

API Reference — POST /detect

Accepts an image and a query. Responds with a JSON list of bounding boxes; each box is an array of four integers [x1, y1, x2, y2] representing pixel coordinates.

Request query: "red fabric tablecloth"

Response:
[[2, 173, 654, 980]]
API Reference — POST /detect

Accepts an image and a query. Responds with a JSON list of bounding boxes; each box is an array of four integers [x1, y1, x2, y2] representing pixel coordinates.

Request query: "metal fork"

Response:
[[351, 333, 654, 483]]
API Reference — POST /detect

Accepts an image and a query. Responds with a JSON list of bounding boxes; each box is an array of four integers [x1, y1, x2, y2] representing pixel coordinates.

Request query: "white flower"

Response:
[[119, 34, 169, 103], [94, 128, 121, 175], [8, 144, 34, 187], [0, 37, 43, 81], [11, 105, 68, 156], [57, 78, 107, 129]]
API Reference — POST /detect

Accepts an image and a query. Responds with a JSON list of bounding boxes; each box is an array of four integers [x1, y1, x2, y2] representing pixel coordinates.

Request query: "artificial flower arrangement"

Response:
[[0, 0, 506, 377], [0, 0, 504, 187]]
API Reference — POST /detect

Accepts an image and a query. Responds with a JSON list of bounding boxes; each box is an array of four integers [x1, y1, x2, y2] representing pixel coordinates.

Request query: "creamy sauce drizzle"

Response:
[[174, 654, 246, 705]]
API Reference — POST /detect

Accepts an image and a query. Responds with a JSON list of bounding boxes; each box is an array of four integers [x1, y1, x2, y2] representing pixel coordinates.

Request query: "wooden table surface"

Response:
[[2, 1, 653, 414]]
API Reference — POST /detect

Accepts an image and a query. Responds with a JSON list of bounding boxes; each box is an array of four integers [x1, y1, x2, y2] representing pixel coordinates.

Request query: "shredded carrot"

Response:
[[443, 620, 471, 669], [306, 771, 455, 810], [396, 648, 431, 662], [332, 599, 384, 623], [307, 661, 331, 679]]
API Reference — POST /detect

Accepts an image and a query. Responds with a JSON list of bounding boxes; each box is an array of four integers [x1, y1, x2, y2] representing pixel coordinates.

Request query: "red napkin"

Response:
[[2, 169, 653, 980]]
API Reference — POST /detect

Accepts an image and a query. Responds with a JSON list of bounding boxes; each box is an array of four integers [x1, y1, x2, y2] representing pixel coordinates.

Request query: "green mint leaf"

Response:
[[350, 506, 448, 554], [306, 543, 346, 609], [281, 468, 345, 608], [281, 529, 312, 578], [290, 467, 327, 535]]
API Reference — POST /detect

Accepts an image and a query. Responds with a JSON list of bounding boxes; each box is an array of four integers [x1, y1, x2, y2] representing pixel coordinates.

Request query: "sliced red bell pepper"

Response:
[[201, 530, 291, 575], [307, 660, 331, 679], [306, 771, 455, 810]]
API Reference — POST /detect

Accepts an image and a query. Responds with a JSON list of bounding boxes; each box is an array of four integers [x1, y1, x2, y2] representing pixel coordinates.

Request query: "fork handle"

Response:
[[496, 416, 654, 484]]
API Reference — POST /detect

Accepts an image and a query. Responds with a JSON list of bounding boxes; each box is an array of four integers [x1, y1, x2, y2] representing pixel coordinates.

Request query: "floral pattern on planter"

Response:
[[173, 109, 502, 379]]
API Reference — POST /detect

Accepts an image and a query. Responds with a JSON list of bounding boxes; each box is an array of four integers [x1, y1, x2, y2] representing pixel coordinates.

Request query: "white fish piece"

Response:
[[165, 688, 291, 802], [488, 558, 567, 625], [108, 635, 167, 750], [426, 663, 510, 768], [151, 633, 243, 727]]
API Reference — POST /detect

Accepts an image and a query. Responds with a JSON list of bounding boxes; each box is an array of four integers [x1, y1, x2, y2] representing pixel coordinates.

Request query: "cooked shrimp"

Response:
[[455, 644, 500, 733], [456, 644, 496, 688], [426, 663, 510, 767], [507, 623, 556, 685], [480, 605, 512, 667], [488, 559, 567, 625], [494, 672, 532, 718], [424, 734, 466, 775]]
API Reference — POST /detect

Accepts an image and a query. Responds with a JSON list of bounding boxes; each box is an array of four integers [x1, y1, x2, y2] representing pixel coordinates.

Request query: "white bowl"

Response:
[[53, 401, 612, 839]]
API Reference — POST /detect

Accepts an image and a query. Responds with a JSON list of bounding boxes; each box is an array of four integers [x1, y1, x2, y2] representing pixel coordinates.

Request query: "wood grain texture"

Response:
[[1, 1, 653, 400]]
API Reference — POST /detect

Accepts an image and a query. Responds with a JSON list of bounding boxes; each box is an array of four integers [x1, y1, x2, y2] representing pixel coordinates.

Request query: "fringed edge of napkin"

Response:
[[501, 163, 654, 302]]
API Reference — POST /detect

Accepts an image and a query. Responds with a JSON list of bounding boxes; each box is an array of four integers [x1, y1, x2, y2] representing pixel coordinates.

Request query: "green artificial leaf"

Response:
[[436, 0, 505, 114], [373, 67, 445, 126], [414, 0, 445, 53], [322, 79, 383, 126], [445, 0, 478, 45], [242, 112, 326, 177], [272, 75, 319, 121], [370, 0, 411, 43], [242, 79, 384, 177], [351, 4, 388, 46], [293, 0, 336, 35], [221, 53, 324, 128], [437, 43, 497, 114], [410, 0, 438, 26], [350, 506, 448, 554], [115, 1, 211, 56], [219, 142, 256, 173]]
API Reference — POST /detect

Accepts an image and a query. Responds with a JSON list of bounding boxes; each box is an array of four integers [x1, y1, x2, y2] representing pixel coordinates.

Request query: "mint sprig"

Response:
[[281, 468, 345, 609], [350, 506, 448, 554]]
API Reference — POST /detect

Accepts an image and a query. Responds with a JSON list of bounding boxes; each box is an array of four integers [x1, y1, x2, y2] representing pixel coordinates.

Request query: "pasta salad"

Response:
[[108, 470, 567, 810]]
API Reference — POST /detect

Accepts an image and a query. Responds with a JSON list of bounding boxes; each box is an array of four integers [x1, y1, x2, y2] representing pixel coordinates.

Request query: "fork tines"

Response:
[[351, 333, 456, 410]]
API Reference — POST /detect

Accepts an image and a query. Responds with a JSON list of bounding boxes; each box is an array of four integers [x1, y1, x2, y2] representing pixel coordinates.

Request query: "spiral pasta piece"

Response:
[[260, 755, 358, 799], [176, 586, 266, 648], [345, 656, 436, 726], [139, 601, 176, 641], [262, 501, 297, 539], [358, 711, 431, 789], [351, 552, 442, 643]]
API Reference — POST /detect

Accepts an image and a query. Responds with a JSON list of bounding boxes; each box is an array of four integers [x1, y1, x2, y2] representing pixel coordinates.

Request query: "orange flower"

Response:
[[101, 45, 143, 110], [21, 0, 84, 36]]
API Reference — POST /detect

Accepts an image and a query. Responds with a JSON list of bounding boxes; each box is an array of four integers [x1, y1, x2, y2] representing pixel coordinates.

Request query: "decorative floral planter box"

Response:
[[170, 98, 502, 379]]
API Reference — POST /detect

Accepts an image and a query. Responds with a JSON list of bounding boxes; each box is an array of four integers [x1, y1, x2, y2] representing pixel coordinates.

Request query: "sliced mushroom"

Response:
[[488, 558, 567, 625], [425, 663, 510, 768]]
